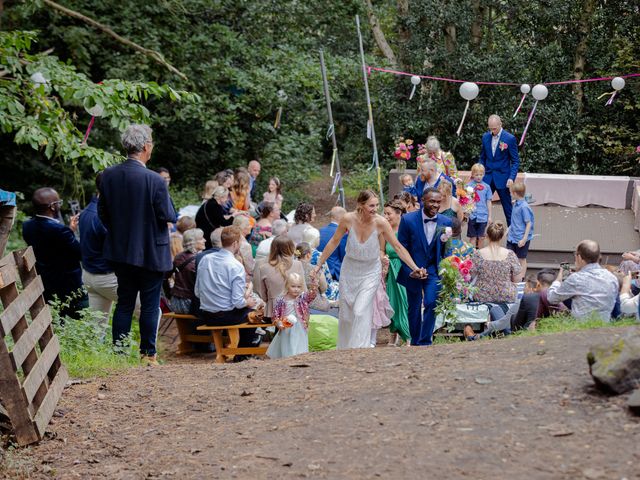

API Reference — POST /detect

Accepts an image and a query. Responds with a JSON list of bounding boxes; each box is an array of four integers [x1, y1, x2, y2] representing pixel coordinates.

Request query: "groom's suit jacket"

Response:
[[396, 211, 452, 289], [478, 129, 520, 189]]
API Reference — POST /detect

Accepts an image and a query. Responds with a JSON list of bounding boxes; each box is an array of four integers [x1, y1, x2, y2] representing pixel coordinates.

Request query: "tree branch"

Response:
[[42, 0, 188, 80], [363, 0, 397, 67], [572, 0, 596, 115]]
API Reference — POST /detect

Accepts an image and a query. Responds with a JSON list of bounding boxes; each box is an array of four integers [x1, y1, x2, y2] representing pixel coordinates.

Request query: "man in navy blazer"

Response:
[[397, 188, 452, 346], [22, 188, 88, 319], [99, 124, 175, 364], [479, 114, 520, 226], [318, 206, 347, 281], [413, 160, 456, 205]]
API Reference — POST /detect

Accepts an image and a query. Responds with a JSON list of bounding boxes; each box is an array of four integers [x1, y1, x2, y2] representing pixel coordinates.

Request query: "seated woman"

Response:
[[295, 242, 331, 311], [170, 215, 196, 259], [444, 217, 474, 259], [262, 176, 283, 209], [618, 272, 639, 320], [230, 170, 255, 226], [437, 181, 463, 224], [288, 202, 316, 245], [249, 201, 280, 247], [305, 227, 339, 301], [232, 215, 255, 279], [619, 250, 640, 275], [169, 228, 206, 314], [464, 222, 522, 340], [195, 186, 236, 249], [254, 235, 306, 319]]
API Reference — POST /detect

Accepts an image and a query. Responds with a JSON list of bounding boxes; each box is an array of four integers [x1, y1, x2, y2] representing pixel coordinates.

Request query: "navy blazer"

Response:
[[22, 216, 83, 299], [318, 222, 347, 281], [414, 173, 456, 205], [396, 211, 452, 289], [98, 159, 175, 272], [478, 129, 520, 189]]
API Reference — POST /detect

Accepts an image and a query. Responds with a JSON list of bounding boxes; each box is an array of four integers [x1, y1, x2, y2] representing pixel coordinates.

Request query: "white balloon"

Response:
[[410, 75, 421, 86], [459, 82, 479, 101], [30, 72, 47, 86], [85, 104, 104, 117], [532, 84, 548, 101], [611, 77, 625, 91], [520, 84, 531, 94]]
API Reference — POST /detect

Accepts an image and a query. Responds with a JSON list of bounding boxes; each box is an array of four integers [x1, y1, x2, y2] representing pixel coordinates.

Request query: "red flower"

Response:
[[475, 184, 484, 191], [473, 192, 480, 203], [459, 196, 470, 206], [460, 267, 470, 276], [451, 257, 462, 265]]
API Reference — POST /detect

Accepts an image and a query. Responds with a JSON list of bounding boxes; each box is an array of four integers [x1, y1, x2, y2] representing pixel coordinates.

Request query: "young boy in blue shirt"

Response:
[[467, 163, 492, 248], [507, 182, 534, 280]]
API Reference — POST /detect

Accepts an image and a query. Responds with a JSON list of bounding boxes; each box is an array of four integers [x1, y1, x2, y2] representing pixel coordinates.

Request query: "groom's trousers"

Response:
[[405, 275, 440, 346], [489, 180, 513, 227]]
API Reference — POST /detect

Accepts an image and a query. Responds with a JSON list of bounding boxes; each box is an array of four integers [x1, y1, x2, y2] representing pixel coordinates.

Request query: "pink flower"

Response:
[[460, 267, 470, 276], [636, 145, 640, 154], [499, 141, 508, 151], [463, 275, 471, 283]]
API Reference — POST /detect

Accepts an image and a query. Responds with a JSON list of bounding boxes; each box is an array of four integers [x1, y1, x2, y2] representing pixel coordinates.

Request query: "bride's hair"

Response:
[[269, 235, 296, 280], [356, 190, 378, 215]]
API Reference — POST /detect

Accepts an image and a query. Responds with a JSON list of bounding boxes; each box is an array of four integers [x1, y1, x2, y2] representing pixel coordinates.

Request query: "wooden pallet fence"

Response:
[[0, 247, 68, 446]]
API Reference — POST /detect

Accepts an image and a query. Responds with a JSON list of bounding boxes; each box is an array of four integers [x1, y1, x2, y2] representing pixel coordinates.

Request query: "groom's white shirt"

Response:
[[421, 211, 437, 244]]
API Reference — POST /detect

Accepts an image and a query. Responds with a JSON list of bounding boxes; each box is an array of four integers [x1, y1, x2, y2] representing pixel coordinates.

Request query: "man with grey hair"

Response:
[[478, 114, 520, 226], [247, 160, 261, 202], [255, 218, 288, 261], [99, 124, 176, 365]]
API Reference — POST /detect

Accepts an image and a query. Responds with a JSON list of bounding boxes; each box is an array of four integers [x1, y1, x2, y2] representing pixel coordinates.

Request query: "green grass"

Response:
[[49, 298, 142, 379], [433, 313, 638, 345]]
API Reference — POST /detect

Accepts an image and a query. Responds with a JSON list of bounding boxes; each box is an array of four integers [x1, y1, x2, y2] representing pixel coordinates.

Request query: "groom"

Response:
[[397, 188, 452, 346]]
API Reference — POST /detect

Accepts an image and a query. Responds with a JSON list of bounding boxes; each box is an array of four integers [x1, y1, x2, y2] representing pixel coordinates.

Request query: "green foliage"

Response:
[[343, 163, 379, 197], [49, 298, 141, 378], [0, 30, 198, 200]]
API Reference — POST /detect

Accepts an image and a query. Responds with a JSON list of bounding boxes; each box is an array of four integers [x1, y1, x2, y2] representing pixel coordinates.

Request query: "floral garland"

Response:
[[456, 182, 485, 216]]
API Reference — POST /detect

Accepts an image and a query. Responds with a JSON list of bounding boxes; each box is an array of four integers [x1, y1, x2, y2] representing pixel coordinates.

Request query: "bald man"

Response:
[[478, 114, 520, 226], [22, 188, 88, 319], [247, 160, 261, 202], [318, 206, 347, 280]]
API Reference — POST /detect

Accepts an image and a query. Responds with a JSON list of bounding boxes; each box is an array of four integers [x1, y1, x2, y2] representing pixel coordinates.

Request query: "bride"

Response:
[[313, 190, 424, 349]]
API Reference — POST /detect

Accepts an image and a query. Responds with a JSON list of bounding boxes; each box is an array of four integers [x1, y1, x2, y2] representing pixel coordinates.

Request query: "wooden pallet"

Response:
[[0, 247, 68, 446]]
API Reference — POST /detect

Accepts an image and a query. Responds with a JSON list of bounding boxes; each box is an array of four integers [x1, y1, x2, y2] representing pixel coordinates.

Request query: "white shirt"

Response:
[[255, 236, 275, 261], [491, 128, 503, 155], [619, 292, 639, 318], [421, 211, 437, 244], [195, 248, 247, 313]]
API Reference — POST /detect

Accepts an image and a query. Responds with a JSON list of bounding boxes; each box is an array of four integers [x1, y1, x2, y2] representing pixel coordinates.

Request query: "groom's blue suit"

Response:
[[397, 211, 452, 346], [479, 129, 520, 226]]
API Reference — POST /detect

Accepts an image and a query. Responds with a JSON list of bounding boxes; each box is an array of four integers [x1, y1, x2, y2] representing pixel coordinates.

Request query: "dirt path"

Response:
[[5, 327, 640, 479]]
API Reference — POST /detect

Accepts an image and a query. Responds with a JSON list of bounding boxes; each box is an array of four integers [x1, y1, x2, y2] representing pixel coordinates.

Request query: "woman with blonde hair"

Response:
[[312, 190, 424, 349], [437, 180, 464, 224], [169, 228, 206, 314], [254, 235, 306, 318], [232, 215, 255, 277]]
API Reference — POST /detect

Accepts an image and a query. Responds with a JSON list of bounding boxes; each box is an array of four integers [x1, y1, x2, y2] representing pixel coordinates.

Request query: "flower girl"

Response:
[[266, 272, 317, 358]]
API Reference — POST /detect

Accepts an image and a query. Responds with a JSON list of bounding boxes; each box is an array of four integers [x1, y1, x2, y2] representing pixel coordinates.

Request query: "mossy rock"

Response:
[[587, 328, 640, 394]]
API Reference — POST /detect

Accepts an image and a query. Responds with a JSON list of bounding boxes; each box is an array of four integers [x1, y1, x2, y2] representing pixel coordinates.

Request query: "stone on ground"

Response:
[[587, 327, 640, 394]]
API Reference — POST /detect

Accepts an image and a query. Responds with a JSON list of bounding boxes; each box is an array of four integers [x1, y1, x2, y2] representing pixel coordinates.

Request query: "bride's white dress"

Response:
[[338, 228, 381, 349]]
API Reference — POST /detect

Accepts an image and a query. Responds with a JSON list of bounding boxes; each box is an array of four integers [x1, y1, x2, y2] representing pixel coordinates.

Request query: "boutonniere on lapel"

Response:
[[499, 141, 508, 152], [439, 226, 453, 243]]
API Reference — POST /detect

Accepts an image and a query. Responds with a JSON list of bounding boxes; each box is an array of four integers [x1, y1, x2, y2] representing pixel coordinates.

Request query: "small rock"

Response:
[[240, 390, 252, 397], [308, 464, 320, 470], [96, 393, 106, 400], [582, 467, 605, 479], [474, 377, 492, 385], [627, 388, 640, 415]]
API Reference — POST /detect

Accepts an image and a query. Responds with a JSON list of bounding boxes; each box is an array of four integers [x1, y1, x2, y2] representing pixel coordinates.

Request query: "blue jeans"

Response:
[[112, 262, 163, 355]]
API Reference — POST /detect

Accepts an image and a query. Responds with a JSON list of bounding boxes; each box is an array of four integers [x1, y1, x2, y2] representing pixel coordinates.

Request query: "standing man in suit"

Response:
[[99, 124, 175, 365], [318, 206, 347, 281], [397, 188, 452, 346], [247, 160, 261, 203], [479, 114, 520, 226], [22, 188, 88, 319]]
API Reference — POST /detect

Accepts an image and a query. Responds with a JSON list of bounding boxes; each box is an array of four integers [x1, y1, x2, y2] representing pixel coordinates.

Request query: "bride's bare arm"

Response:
[[314, 215, 350, 268]]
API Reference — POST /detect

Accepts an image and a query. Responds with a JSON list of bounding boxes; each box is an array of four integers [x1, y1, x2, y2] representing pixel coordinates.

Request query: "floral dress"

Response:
[[431, 150, 458, 180], [311, 249, 339, 300], [267, 286, 317, 359], [470, 250, 521, 303]]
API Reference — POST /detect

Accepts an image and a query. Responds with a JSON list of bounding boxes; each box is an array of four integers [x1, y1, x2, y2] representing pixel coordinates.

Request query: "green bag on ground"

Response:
[[308, 315, 338, 352]]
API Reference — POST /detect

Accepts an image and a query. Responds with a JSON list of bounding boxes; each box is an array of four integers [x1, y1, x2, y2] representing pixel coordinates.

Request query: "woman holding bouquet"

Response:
[[383, 200, 411, 346]]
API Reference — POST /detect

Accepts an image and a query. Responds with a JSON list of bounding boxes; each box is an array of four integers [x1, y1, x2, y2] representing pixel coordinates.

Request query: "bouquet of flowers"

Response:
[[393, 137, 413, 172], [456, 183, 484, 216], [435, 256, 477, 331]]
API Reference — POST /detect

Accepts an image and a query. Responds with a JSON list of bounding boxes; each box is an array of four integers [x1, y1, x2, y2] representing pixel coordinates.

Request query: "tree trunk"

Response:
[[396, 0, 410, 66], [363, 0, 397, 67], [573, 0, 597, 114], [470, 0, 484, 49], [444, 24, 456, 53]]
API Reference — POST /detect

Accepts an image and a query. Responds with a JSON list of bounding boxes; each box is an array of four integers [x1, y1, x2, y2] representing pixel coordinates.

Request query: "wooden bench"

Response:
[[197, 323, 274, 364], [160, 312, 273, 362]]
